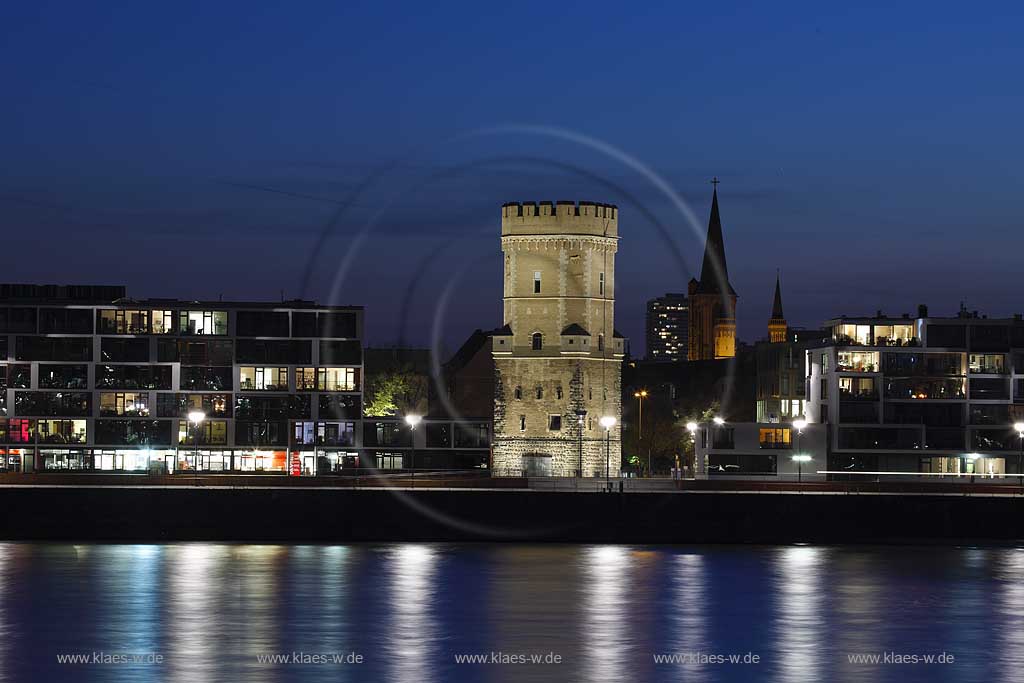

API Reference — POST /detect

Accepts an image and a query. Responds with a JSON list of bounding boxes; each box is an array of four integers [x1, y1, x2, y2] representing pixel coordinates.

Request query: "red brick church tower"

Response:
[[688, 181, 737, 360]]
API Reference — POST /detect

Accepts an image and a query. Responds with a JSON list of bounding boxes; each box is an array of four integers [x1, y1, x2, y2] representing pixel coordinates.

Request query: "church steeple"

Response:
[[768, 271, 788, 343], [688, 179, 738, 361], [694, 181, 736, 296]]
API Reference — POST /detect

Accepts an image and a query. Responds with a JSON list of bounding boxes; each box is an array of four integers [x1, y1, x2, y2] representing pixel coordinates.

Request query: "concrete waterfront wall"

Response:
[[1, 488, 1023, 543]]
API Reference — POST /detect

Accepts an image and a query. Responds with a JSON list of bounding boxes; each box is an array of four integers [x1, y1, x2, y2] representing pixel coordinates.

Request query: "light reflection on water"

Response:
[[0, 543, 1017, 682], [774, 546, 823, 682]]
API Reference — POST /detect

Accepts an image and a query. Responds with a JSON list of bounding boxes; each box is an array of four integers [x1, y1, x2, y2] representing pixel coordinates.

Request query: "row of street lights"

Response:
[[188, 410, 1024, 484]]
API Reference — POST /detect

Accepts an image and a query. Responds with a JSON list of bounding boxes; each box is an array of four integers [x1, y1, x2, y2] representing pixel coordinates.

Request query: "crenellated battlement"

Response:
[[501, 200, 618, 238]]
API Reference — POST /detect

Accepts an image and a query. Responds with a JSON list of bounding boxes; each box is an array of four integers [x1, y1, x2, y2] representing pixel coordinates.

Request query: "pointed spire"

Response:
[[772, 270, 784, 319], [695, 180, 736, 296]]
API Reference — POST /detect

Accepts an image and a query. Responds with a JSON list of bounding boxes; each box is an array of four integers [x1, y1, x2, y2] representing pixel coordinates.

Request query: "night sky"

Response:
[[3, 2, 1023, 357]]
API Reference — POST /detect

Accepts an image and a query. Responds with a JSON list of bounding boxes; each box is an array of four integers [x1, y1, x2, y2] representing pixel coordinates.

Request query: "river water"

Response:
[[0, 543, 1018, 682]]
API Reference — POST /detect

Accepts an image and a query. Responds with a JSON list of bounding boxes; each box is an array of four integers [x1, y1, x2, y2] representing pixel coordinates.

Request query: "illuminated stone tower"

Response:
[[688, 182, 737, 360], [492, 201, 625, 477], [768, 272, 788, 343]]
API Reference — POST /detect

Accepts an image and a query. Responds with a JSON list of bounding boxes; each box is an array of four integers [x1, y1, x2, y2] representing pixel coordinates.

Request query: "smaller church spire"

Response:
[[768, 271, 788, 343], [772, 270, 784, 320]]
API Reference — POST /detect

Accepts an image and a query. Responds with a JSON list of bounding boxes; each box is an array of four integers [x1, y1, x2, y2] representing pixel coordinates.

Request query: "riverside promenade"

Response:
[[1, 473, 1023, 544]]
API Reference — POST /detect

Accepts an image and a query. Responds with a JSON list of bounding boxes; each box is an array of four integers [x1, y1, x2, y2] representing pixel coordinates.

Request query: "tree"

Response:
[[621, 397, 686, 475], [363, 368, 428, 417]]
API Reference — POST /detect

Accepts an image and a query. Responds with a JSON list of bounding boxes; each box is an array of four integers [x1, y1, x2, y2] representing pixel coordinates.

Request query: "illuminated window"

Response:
[[318, 367, 357, 392], [151, 310, 173, 334], [758, 428, 791, 448], [97, 309, 149, 334], [295, 367, 317, 391], [177, 420, 227, 445], [239, 367, 288, 391], [37, 419, 87, 444], [837, 351, 879, 372], [99, 392, 150, 417], [177, 310, 227, 335], [969, 354, 1005, 374]]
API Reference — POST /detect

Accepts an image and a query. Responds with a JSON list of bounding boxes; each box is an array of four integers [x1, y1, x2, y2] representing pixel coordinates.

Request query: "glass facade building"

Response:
[[0, 287, 368, 475], [806, 309, 1024, 478]]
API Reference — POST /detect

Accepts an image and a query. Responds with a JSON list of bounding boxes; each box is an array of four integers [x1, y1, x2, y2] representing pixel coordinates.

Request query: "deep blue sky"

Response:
[[2, 2, 1023, 356]]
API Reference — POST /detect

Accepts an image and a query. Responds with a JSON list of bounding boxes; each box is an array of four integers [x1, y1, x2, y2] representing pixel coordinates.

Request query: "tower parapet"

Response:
[[502, 201, 618, 238]]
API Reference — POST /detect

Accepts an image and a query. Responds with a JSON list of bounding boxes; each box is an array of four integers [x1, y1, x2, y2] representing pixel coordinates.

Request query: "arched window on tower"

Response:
[[514, 386, 522, 400], [532, 333, 542, 350], [535, 386, 543, 399]]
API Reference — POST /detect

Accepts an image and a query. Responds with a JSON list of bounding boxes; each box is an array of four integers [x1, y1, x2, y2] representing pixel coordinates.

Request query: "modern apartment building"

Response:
[[806, 306, 1024, 478], [645, 293, 688, 361], [0, 284, 366, 475], [694, 420, 827, 480]]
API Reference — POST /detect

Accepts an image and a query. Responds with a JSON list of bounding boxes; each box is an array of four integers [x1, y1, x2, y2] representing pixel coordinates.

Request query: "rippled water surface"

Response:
[[0, 543, 1019, 682]]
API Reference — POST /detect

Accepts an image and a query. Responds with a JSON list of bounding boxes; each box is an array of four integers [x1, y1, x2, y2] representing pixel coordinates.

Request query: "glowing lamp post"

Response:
[[686, 422, 699, 478], [633, 390, 648, 476], [792, 454, 811, 483], [792, 417, 807, 464], [600, 416, 617, 488], [405, 414, 422, 485], [187, 409, 205, 483]]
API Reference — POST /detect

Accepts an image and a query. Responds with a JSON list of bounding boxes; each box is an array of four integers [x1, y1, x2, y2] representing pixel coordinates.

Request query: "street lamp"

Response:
[[1015, 422, 1024, 486], [405, 414, 422, 485], [712, 416, 725, 426], [792, 454, 811, 483], [575, 409, 587, 478], [188, 409, 205, 483], [686, 422, 699, 479], [634, 389, 648, 476], [792, 417, 807, 464], [600, 416, 617, 489]]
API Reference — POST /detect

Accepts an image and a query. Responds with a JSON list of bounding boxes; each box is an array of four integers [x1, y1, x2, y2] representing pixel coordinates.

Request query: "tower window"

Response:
[[532, 333, 542, 350], [598, 334, 605, 351], [533, 271, 541, 294], [514, 386, 522, 400], [599, 272, 605, 296], [519, 415, 526, 431], [535, 386, 543, 399], [556, 386, 563, 400], [548, 415, 562, 431]]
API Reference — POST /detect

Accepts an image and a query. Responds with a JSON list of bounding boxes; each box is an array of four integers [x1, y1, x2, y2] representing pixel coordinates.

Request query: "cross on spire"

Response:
[[711, 177, 720, 187]]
